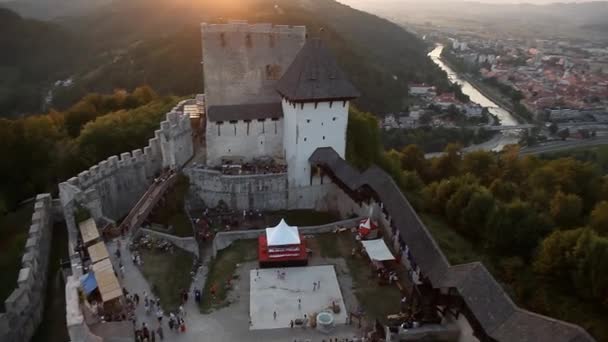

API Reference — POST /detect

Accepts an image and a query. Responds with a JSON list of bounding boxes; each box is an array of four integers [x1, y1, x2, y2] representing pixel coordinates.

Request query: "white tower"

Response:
[[276, 38, 359, 187]]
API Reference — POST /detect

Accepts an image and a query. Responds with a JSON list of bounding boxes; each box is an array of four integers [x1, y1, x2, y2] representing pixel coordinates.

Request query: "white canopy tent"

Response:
[[361, 239, 395, 261], [265, 219, 300, 246]]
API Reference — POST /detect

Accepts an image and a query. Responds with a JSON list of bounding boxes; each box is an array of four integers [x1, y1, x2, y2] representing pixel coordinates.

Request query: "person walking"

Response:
[[156, 326, 164, 340]]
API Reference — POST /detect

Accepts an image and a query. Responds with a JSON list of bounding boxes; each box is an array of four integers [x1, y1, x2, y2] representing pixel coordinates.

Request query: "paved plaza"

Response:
[[249, 265, 348, 330], [106, 238, 362, 341]]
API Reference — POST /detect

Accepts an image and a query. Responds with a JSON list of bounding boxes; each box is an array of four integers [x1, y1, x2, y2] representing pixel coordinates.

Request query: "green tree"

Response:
[[549, 191, 583, 228], [462, 150, 497, 185], [461, 189, 496, 239], [486, 200, 548, 258], [346, 107, 382, 170], [590, 201, 608, 236], [430, 143, 462, 180], [400, 144, 429, 180], [489, 179, 518, 202]]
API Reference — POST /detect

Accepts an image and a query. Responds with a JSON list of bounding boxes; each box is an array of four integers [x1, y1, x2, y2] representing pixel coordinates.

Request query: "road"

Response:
[[519, 137, 608, 156]]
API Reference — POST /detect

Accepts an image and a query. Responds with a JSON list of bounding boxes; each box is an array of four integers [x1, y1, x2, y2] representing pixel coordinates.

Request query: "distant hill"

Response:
[[1, 0, 111, 19], [0, 8, 79, 116], [341, 0, 608, 41], [1, 0, 452, 115]]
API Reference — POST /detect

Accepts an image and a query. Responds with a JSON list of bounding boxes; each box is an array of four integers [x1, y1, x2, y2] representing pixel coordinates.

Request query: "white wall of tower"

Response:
[[282, 98, 350, 187]]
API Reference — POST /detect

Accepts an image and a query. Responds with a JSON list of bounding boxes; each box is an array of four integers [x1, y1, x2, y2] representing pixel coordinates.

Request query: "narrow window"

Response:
[[329, 101, 333, 108], [332, 117, 337, 121], [304, 137, 307, 142], [274, 122, 277, 134], [220, 33, 226, 47], [245, 120, 251, 135], [245, 33, 252, 48], [322, 136, 325, 140], [306, 119, 311, 123]]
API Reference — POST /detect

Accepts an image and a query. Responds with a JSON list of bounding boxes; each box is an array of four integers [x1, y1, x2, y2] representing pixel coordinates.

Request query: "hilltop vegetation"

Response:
[[1, 0, 453, 116], [0, 86, 178, 213], [346, 109, 608, 340]]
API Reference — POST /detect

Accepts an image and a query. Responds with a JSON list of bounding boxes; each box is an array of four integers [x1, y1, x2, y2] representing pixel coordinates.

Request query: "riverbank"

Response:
[[438, 55, 532, 125]]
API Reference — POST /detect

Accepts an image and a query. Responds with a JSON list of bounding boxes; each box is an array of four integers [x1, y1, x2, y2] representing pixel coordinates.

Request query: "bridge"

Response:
[[117, 170, 179, 236], [465, 124, 537, 131]]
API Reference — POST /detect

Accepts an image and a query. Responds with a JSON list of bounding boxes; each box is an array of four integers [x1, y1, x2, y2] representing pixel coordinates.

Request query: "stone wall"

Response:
[[205, 117, 284, 166], [138, 228, 199, 258], [59, 99, 194, 222], [211, 217, 361, 256], [186, 168, 289, 210], [0, 194, 54, 342], [187, 169, 338, 212], [201, 21, 306, 107]]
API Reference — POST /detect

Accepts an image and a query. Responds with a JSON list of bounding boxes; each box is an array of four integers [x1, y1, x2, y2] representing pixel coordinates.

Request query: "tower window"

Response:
[[332, 117, 337, 121], [322, 136, 325, 140], [306, 119, 311, 123], [304, 137, 307, 142]]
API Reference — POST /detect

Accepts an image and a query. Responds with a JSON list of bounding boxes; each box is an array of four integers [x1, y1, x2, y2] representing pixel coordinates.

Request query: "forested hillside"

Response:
[[0, 8, 78, 117], [346, 109, 608, 341], [2, 0, 452, 116]]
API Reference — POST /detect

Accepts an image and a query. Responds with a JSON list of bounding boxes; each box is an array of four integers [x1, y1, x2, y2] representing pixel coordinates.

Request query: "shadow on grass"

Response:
[[199, 239, 258, 313], [139, 247, 194, 313]]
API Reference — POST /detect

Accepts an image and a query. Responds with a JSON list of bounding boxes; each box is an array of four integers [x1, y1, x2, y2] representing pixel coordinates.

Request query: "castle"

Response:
[[201, 21, 358, 188], [0, 20, 595, 342]]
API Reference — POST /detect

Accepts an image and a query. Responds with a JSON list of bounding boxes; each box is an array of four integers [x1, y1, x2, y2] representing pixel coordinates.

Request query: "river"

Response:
[[428, 45, 518, 126]]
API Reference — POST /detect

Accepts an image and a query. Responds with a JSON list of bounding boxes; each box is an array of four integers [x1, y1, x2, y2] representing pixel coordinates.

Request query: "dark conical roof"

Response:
[[276, 38, 360, 103]]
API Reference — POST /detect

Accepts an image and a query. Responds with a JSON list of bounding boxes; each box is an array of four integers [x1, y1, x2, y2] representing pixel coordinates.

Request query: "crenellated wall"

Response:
[[59, 100, 194, 222], [0, 194, 54, 342]]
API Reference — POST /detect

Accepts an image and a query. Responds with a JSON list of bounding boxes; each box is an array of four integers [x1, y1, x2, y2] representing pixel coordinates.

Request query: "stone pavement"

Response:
[[107, 237, 363, 342]]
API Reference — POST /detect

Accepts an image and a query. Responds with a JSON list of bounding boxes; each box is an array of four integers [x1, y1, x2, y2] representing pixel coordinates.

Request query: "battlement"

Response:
[[0, 194, 53, 342], [201, 21, 306, 36]]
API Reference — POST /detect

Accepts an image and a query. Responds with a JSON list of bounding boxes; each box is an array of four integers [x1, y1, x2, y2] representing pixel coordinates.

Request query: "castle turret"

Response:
[[277, 38, 359, 187]]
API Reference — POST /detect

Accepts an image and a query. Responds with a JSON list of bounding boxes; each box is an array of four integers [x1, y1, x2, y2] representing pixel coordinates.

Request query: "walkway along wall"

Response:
[[0, 194, 54, 342], [59, 99, 195, 342]]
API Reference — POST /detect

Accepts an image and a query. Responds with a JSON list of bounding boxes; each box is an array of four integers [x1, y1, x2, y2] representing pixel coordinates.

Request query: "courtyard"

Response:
[[249, 265, 348, 330], [103, 222, 406, 341]]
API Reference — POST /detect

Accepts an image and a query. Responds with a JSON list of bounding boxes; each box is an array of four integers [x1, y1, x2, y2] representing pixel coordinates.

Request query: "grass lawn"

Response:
[[0, 203, 34, 307], [139, 247, 194, 313], [309, 233, 402, 323], [199, 239, 258, 313]]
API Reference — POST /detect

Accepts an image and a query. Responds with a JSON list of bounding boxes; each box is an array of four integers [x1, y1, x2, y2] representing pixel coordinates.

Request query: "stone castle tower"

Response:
[[200, 21, 359, 189], [277, 38, 359, 187]]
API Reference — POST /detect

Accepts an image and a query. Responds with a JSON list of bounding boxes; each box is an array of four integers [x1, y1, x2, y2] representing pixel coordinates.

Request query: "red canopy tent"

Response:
[[358, 217, 378, 239], [258, 219, 308, 268]]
